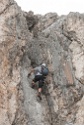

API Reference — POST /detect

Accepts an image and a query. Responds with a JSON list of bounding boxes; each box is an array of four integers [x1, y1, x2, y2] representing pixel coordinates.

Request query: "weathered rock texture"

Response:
[[0, 0, 84, 125]]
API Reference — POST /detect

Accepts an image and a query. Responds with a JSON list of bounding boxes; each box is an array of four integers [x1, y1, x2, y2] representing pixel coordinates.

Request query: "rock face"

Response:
[[0, 0, 31, 124], [0, 0, 84, 125]]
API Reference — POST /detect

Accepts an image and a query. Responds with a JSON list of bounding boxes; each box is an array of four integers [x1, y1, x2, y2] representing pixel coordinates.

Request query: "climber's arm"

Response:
[[28, 68, 34, 77]]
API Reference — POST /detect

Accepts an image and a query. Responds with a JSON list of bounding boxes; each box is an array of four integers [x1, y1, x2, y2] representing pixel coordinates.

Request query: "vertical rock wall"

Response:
[[24, 13, 84, 125], [0, 0, 31, 124], [0, 0, 84, 125]]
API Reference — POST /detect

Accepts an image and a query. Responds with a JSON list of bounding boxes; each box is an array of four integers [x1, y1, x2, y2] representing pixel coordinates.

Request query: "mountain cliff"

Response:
[[0, 0, 84, 125]]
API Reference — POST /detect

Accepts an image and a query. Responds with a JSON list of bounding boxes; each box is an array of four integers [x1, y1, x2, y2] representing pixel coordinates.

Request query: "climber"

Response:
[[28, 63, 49, 100]]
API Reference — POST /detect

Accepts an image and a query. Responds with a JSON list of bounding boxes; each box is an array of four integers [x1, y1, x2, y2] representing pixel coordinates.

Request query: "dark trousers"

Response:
[[33, 75, 45, 88]]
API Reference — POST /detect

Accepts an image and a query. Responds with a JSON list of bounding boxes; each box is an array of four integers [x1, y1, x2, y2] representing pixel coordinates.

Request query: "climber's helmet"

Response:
[[41, 63, 46, 67]]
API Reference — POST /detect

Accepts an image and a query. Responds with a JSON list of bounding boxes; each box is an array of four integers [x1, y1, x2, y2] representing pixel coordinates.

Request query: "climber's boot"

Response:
[[37, 92, 42, 100]]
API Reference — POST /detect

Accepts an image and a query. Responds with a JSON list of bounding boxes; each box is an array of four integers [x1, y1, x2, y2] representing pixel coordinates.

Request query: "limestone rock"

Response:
[[0, 0, 30, 124], [0, 1, 84, 125]]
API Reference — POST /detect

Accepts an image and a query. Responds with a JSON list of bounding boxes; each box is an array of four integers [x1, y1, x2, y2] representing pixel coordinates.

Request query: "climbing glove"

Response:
[[28, 73, 31, 77]]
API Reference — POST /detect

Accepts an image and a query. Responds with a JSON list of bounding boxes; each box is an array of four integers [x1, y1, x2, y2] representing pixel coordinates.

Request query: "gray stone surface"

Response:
[[0, 0, 84, 125]]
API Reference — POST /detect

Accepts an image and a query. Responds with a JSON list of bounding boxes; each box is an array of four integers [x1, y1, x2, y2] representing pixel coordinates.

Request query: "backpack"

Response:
[[41, 66, 49, 76]]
